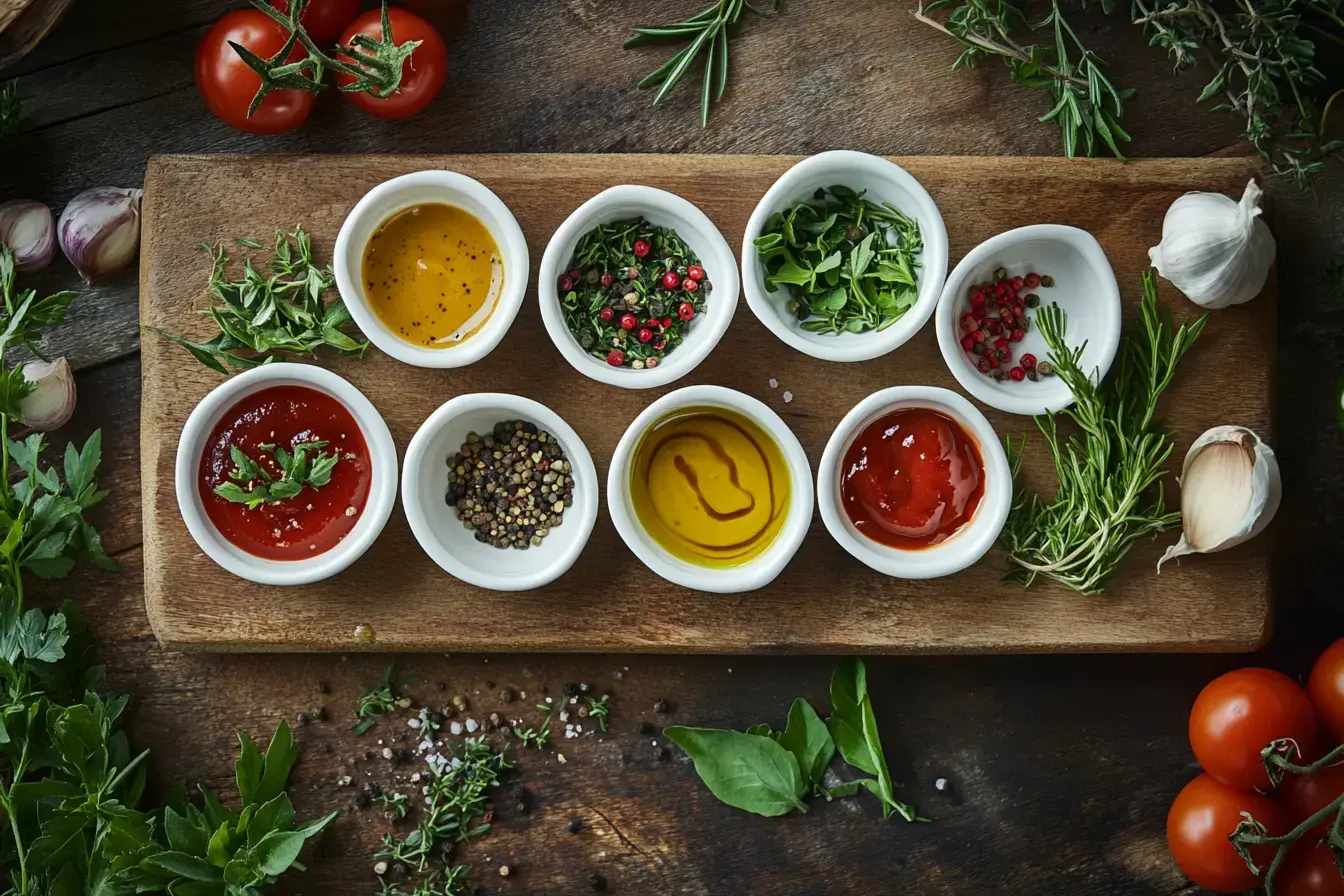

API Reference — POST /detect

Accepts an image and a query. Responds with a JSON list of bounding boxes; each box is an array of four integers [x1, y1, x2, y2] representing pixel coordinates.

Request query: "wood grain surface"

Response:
[[140, 153, 1272, 654], [0, 0, 71, 68]]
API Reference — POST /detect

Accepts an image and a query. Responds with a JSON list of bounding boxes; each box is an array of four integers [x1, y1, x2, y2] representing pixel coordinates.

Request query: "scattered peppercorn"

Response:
[[567, 818, 583, 834], [589, 873, 608, 892], [447, 422, 573, 550], [296, 712, 310, 726]]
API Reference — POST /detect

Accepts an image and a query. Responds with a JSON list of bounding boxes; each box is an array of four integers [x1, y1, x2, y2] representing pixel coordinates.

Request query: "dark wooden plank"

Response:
[[139, 153, 1272, 654]]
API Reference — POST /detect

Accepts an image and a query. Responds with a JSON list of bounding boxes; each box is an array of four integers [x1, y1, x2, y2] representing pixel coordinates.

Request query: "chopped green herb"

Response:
[[587, 694, 611, 732], [354, 665, 399, 735], [214, 439, 341, 509]]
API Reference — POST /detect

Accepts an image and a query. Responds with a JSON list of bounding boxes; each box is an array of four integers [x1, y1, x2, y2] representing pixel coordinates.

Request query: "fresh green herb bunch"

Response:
[[0, 245, 77, 362], [1130, 0, 1343, 188], [625, 0, 783, 126], [754, 186, 923, 334], [150, 226, 367, 373], [215, 439, 341, 509], [1000, 270, 1207, 594], [560, 219, 709, 369], [916, 0, 1133, 159]]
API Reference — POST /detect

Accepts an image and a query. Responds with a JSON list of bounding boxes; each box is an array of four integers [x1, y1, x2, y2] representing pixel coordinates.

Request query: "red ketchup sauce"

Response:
[[840, 407, 985, 550], [198, 384, 371, 560]]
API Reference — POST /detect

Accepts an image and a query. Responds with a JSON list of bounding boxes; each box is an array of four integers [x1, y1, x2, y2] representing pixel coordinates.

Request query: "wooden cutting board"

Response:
[[140, 154, 1273, 654]]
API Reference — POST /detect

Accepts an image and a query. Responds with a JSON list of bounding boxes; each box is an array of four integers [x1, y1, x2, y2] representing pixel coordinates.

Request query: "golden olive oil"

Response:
[[361, 203, 502, 348], [630, 407, 790, 568]]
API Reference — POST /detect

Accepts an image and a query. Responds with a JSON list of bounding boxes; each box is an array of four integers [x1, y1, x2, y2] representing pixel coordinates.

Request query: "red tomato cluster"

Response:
[[195, 2, 448, 134], [1166, 640, 1344, 894]]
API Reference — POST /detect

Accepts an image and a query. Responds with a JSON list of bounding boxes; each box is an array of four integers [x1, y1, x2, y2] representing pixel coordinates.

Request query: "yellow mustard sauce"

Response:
[[630, 407, 790, 569], [361, 203, 503, 348]]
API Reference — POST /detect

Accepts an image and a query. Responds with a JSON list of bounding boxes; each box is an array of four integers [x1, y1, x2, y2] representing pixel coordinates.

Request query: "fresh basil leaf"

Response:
[[763, 259, 814, 288], [752, 232, 784, 251], [815, 288, 848, 312], [249, 829, 307, 876], [812, 251, 843, 275], [234, 730, 263, 807], [823, 779, 864, 799], [664, 727, 808, 817], [205, 821, 234, 869], [25, 810, 89, 869], [745, 723, 772, 738], [858, 700, 920, 821], [828, 658, 877, 776], [145, 851, 223, 882], [777, 698, 834, 790], [245, 793, 295, 848], [256, 721, 298, 805], [165, 807, 211, 856]]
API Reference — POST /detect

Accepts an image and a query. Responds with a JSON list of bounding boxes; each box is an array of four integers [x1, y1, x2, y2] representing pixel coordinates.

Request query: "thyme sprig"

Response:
[[916, 0, 1134, 158], [1000, 271, 1207, 594], [624, 0, 783, 126]]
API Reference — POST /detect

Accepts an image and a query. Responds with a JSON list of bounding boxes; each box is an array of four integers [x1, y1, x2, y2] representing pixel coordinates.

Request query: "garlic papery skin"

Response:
[[0, 200, 55, 272], [1148, 179, 1276, 309], [18, 357, 76, 432], [1157, 425, 1280, 570], [58, 186, 143, 282]]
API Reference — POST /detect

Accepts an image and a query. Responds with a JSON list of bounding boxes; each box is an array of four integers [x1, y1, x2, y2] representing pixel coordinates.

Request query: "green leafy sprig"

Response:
[[999, 271, 1207, 594], [149, 225, 367, 374], [624, 0, 783, 126], [353, 665, 401, 735], [753, 186, 923, 334], [0, 246, 78, 364], [664, 659, 923, 820], [214, 440, 341, 510], [915, 0, 1134, 159]]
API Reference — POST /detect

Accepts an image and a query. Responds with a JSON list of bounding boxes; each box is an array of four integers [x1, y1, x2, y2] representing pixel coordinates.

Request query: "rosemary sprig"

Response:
[[148, 225, 367, 373], [586, 695, 611, 732], [624, 0, 782, 126], [1129, 0, 1344, 188], [916, 0, 1134, 158], [999, 271, 1207, 594]]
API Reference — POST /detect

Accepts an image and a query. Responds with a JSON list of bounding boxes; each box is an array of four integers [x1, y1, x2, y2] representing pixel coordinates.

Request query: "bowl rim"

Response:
[[333, 169, 530, 370], [537, 184, 739, 390], [401, 392, 599, 591], [817, 385, 1012, 579], [934, 223, 1122, 416], [741, 150, 949, 363], [174, 363, 399, 586], [606, 384, 813, 593]]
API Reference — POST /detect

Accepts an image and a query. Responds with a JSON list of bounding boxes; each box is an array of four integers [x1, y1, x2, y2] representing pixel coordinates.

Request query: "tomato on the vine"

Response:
[[1280, 762, 1344, 835], [1189, 667, 1320, 791], [1309, 638, 1344, 741], [336, 8, 447, 119], [1278, 840, 1344, 896], [1167, 774, 1284, 894], [268, 0, 363, 43], [196, 10, 316, 134]]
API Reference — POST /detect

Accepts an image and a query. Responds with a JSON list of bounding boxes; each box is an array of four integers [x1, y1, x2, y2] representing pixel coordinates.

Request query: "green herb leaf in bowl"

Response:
[[754, 186, 922, 334]]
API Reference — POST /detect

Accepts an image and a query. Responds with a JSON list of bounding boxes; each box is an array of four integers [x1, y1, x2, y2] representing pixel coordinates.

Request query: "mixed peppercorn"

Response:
[[447, 421, 573, 549], [558, 218, 709, 369], [958, 266, 1057, 383]]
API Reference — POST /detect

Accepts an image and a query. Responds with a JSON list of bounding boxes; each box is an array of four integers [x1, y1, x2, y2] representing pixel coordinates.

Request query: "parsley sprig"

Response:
[[214, 440, 341, 510], [149, 225, 366, 374], [754, 186, 922, 334], [1000, 271, 1207, 594]]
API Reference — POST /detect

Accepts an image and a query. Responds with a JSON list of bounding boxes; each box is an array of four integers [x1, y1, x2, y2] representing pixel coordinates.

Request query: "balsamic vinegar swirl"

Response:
[[629, 407, 790, 568]]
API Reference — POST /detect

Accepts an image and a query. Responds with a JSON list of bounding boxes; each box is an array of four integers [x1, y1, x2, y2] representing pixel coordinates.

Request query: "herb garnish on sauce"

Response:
[[215, 440, 341, 509]]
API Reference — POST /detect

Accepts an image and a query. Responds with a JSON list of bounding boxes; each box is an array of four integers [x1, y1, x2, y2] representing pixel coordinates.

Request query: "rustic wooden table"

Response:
[[1, 2, 1340, 894]]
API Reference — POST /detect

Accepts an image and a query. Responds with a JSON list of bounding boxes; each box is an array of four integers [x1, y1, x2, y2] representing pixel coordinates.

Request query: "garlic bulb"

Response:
[[1149, 179, 1276, 309], [58, 186, 143, 282], [0, 200, 55, 272], [1157, 425, 1280, 570], [17, 357, 76, 432]]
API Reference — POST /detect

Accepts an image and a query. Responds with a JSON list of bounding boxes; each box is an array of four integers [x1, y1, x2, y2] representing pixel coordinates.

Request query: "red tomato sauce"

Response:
[[840, 407, 985, 550], [198, 384, 371, 560]]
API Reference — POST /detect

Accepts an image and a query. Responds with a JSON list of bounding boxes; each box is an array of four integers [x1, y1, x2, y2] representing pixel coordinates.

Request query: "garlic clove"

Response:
[[1157, 425, 1280, 570], [0, 200, 55, 272], [58, 186, 143, 282], [17, 356, 77, 432], [1148, 179, 1275, 310]]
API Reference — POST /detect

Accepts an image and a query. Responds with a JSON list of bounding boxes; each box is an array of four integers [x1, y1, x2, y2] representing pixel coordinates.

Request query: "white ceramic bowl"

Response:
[[935, 224, 1122, 416], [538, 185, 739, 389], [818, 386, 1011, 579], [175, 363, 398, 586], [402, 393, 598, 591], [333, 170, 529, 368], [607, 385, 813, 593], [742, 150, 949, 362]]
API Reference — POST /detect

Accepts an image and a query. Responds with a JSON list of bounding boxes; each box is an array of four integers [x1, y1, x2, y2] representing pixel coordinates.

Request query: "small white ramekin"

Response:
[[817, 386, 1010, 579], [607, 385, 813, 593], [935, 224, 1122, 416], [538, 185, 739, 389], [402, 393, 598, 591], [742, 151, 949, 363], [175, 363, 398, 586], [333, 170, 529, 369]]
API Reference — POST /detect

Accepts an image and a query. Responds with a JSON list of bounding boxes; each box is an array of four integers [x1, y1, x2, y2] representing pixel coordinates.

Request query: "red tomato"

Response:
[[1278, 840, 1344, 896], [195, 10, 316, 134], [336, 8, 447, 119], [1280, 763, 1344, 834], [1168, 774, 1284, 893], [1310, 638, 1344, 741], [268, 0, 363, 43], [1190, 668, 1320, 791]]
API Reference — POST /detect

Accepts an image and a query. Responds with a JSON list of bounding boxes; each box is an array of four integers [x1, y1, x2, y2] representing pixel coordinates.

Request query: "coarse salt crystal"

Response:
[[449, 721, 463, 735], [559, 711, 569, 722], [935, 777, 949, 791], [408, 718, 421, 729], [769, 378, 779, 389], [782, 391, 793, 403], [465, 719, 479, 733]]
